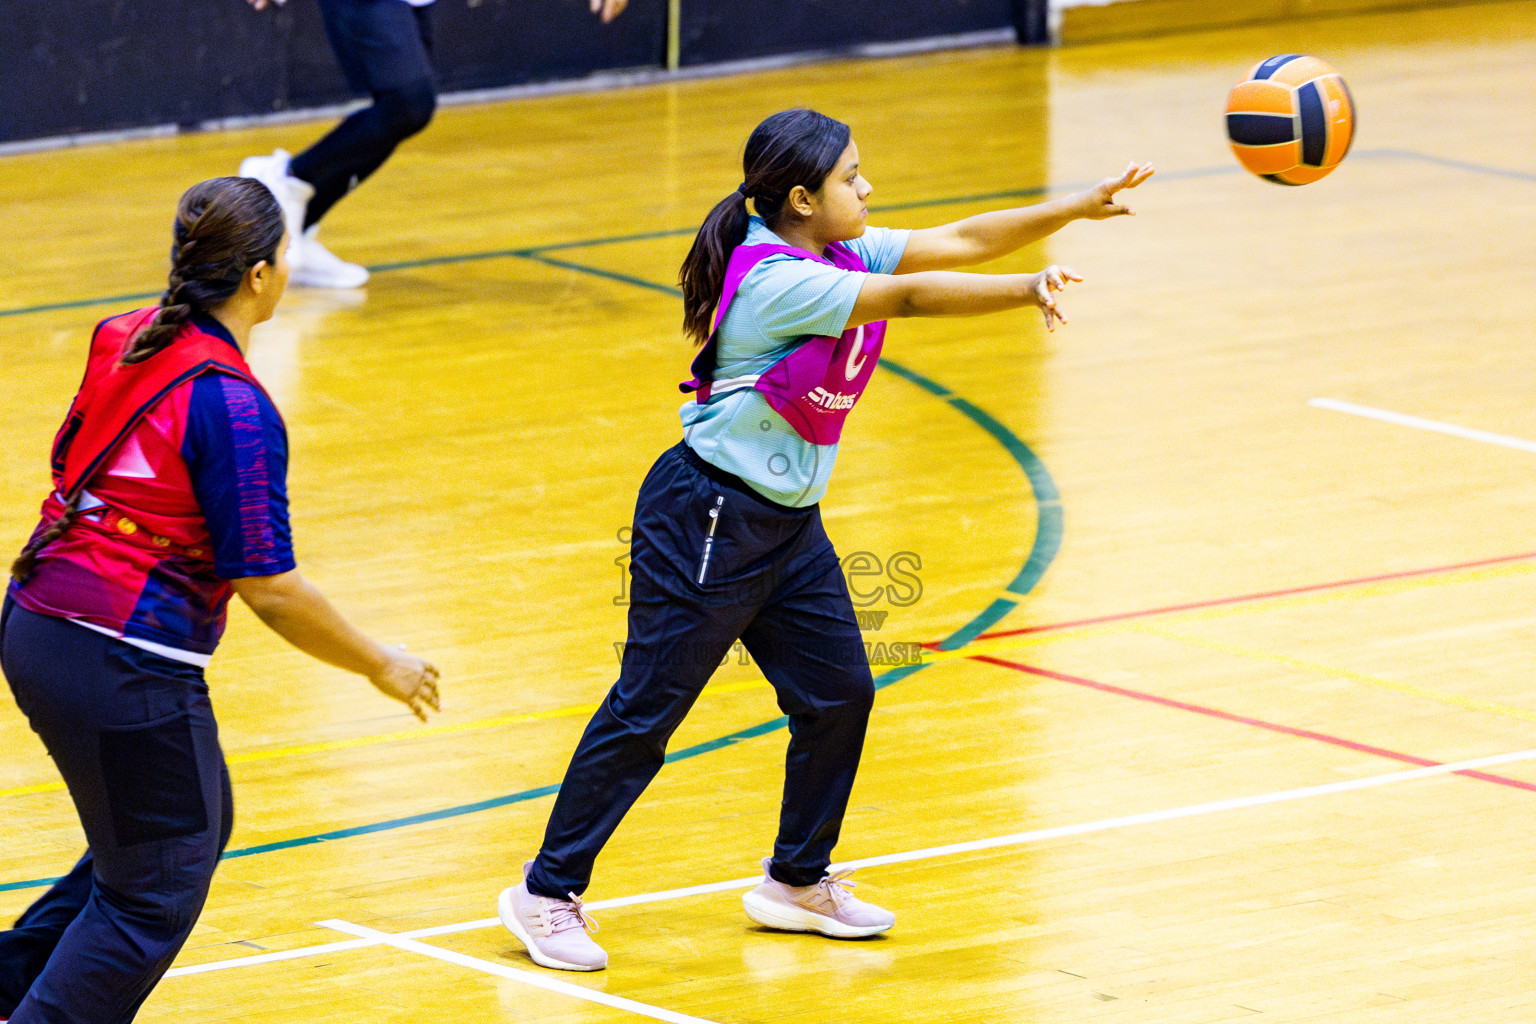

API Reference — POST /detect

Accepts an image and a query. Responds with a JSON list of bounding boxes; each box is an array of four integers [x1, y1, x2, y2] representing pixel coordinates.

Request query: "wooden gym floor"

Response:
[[1, 2, 1534, 1020]]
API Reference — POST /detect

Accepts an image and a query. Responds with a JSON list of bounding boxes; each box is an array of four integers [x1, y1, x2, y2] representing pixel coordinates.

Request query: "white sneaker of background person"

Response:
[[742, 857, 895, 938], [238, 149, 370, 289], [498, 860, 608, 971]]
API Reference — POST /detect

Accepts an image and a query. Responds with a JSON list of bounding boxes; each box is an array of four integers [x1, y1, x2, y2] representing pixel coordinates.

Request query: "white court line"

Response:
[[320, 919, 723, 1024], [164, 935, 379, 977], [1310, 397, 1536, 454], [387, 876, 767, 944], [165, 744, 1536, 978]]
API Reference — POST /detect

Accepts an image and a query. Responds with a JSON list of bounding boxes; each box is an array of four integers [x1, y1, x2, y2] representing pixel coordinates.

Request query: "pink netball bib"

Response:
[[681, 241, 887, 446]]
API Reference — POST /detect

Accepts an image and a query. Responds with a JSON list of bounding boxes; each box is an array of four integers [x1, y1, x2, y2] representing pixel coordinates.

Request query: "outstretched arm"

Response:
[[894, 162, 1154, 274], [232, 569, 441, 721], [848, 265, 1081, 333]]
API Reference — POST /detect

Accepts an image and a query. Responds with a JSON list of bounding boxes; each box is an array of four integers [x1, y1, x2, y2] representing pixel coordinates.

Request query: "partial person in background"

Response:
[[241, 0, 630, 288], [0, 177, 439, 1023]]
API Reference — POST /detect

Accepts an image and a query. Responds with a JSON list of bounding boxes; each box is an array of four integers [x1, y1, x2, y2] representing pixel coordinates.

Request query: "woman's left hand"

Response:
[[1076, 162, 1156, 219], [1032, 265, 1083, 332], [370, 648, 442, 723]]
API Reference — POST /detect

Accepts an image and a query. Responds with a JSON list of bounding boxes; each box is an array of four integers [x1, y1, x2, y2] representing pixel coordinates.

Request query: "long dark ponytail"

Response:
[[678, 108, 851, 345], [121, 176, 284, 365]]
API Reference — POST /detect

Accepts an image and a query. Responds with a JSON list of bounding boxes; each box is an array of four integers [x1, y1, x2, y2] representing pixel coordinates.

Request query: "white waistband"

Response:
[[69, 619, 213, 668]]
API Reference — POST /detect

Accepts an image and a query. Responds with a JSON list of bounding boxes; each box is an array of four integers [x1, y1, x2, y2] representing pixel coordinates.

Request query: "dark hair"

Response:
[[678, 108, 851, 345], [121, 176, 285, 365], [11, 177, 283, 583], [10, 493, 81, 583]]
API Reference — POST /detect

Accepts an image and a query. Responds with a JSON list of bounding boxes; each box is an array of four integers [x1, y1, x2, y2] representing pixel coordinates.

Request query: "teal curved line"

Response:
[[0, 357, 1060, 894], [1, 244, 1068, 900]]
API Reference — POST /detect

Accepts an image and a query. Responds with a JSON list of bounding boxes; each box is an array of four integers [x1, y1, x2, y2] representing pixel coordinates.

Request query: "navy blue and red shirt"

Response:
[[9, 309, 294, 665]]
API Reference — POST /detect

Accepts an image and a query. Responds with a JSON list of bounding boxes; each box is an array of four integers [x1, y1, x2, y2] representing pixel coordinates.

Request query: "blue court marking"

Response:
[[0, 348, 1060, 893], [7, 150, 1529, 320]]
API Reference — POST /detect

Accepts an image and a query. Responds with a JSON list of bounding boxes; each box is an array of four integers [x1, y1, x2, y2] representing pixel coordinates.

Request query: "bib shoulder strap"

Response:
[[54, 310, 266, 498]]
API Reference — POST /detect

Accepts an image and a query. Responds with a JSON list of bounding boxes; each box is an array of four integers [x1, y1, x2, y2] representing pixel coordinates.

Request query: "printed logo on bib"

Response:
[[808, 386, 859, 411], [844, 325, 868, 381]]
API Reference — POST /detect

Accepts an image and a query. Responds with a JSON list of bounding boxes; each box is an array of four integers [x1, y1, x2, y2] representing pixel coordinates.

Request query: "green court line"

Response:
[[520, 252, 683, 295], [935, 598, 1021, 652], [7, 290, 162, 318], [6, 144, 1530, 891], [15, 141, 1524, 889], [0, 347, 1061, 894], [15, 150, 1526, 320], [1367, 149, 1536, 184], [874, 359, 953, 398]]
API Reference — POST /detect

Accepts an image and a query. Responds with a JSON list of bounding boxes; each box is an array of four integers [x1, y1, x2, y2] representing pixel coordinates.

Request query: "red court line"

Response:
[[976, 549, 1536, 643], [974, 654, 1536, 794]]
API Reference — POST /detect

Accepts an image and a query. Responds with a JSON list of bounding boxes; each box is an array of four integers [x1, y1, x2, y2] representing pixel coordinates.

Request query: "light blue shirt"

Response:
[[680, 217, 910, 507]]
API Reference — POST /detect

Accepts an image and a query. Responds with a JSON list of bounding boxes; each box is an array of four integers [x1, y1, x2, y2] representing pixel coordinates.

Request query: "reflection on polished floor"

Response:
[[1, 2, 1534, 1020]]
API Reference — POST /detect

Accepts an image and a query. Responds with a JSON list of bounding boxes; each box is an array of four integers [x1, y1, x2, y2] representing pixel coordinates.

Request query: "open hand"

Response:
[[1032, 265, 1082, 332], [1076, 162, 1155, 219], [590, 0, 628, 22], [371, 647, 441, 722]]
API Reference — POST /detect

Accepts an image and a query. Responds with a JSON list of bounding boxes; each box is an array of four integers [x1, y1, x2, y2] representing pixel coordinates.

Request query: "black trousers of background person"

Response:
[[0, 600, 233, 1024], [526, 443, 877, 899], [289, 0, 439, 228]]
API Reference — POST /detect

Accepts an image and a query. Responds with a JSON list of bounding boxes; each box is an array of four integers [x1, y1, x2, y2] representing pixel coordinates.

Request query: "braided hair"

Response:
[[10, 493, 83, 582], [121, 176, 285, 365], [11, 177, 283, 582], [678, 109, 851, 345]]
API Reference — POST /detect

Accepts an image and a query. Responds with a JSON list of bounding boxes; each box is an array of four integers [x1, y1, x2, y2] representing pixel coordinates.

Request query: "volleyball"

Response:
[[1225, 54, 1355, 185]]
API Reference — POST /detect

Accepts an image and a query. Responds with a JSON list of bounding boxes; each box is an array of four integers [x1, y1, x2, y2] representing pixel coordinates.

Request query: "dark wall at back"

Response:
[[0, 0, 667, 143], [678, 0, 1031, 66], [1, 0, 1044, 145]]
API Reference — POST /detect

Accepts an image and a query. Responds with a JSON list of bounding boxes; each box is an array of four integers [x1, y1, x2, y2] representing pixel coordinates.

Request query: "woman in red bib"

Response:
[[500, 109, 1152, 972], [0, 177, 439, 1024]]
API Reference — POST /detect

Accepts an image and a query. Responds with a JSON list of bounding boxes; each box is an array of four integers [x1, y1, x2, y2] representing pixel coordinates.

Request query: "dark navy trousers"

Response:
[[0, 600, 233, 1024], [291, 0, 437, 227], [527, 443, 876, 897]]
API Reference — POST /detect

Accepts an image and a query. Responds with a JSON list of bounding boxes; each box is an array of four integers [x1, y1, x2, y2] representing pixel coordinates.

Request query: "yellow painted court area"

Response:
[[1, 2, 1535, 1020]]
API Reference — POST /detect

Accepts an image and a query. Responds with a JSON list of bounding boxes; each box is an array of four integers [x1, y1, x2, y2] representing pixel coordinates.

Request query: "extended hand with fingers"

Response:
[[1076, 161, 1156, 219], [371, 648, 441, 722], [1031, 264, 1082, 332]]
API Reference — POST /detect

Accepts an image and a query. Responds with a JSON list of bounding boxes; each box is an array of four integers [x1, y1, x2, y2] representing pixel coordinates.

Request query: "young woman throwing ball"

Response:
[[500, 108, 1152, 971]]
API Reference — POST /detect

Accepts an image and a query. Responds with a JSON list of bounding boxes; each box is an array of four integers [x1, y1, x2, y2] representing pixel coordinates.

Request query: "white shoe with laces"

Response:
[[742, 857, 895, 938], [498, 860, 607, 971]]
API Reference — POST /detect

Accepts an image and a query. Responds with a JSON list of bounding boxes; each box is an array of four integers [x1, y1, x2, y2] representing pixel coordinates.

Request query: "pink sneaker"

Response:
[[742, 858, 895, 938], [497, 860, 607, 971]]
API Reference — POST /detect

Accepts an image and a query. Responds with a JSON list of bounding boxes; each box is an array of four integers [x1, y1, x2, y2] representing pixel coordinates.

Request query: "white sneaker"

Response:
[[288, 225, 370, 289], [742, 857, 895, 938], [238, 148, 312, 245], [498, 860, 608, 971]]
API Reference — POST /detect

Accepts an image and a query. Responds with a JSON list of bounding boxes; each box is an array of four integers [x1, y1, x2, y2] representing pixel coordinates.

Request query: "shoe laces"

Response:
[[813, 870, 859, 909], [547, 892, 599, 935]]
